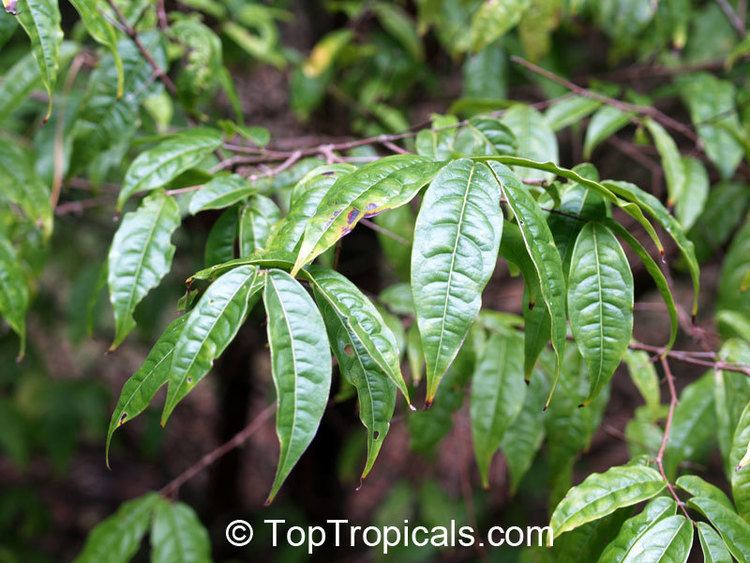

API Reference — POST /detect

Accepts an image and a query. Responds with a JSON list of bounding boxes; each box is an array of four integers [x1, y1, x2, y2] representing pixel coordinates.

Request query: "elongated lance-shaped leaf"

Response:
[[731, 401, 750, 519], [549, 463, 665, 539], [454, 115, 516, 156], [568, 222, 633, 404], [117, 128, 223, 210], [188, 174, 255, 214], [204, 207, 238, 268], [308, 267, 410, 404], [487, 161, 565, 406], [598, 496, 677, 563], [162, 266, 262, 424], [312, 275, 396, 479], [687, 496, 750, 562], [67, 0, 123, 96], [267, 163, 355, 253], [644, 119, 686, 207], [239, 195, 281, 257], [622, 350, 662, 419], [15, 0, 62, 120], [602, 179, 700, 317], [697, 521, 733, 563], [675, 474, 734, 509], [74, 493, 159, 563], [292, 155, 444, 274], [470, 329, 525, 488], [676, 156, 709, 231], [604, 219, 677, 349], [106, 315, 187, 465], [584, 106, 632, 159], [500, 104, 558, 182], [108, 191, 181, 349], [620, 515, 693, 563], [0, 233, 29, 358], [150, 499, 211, 563], [264, 269, 331, 503], [412, 159, 503, 404]]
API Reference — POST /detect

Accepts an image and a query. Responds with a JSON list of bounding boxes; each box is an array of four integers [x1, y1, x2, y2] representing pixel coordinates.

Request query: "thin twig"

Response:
[[715, 0, 747, 37], [160, 403, 276, 498]]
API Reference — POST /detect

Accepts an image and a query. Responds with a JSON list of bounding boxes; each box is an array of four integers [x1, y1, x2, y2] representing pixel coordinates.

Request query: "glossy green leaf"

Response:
[[697, 521, 733, 563], [584, 106, 631, 159], [0, 234, 29, 357], [622, 350, 661, 419], [117, 128, 223, 210], [15, 0, 62, 119], [470, 329, 525, 488], [311, 271, 396, 479], [549, 463, 665, 538], [469, 0, 529, 52], [718, 217, 750, 328], [162, 266, 262, 424], [264, 269, 331, 502], [106, 315, 187, 463], [568, 222, 633, 404], [239, 195, 281, 257], [488, 161, 565, 404], [687, 496, 750, 562], [663, 373, 716, 478], [714, 341, 750, 474], [731, 401, 750, 519], [108, 191, 181, 349], [545, 96, 601, 132], [500, 104, 558, 182], [622, 515, 692, 562], [204, 207, 238, 267], [675, 156, 708, 231], [188, 174, 255, 214], [644, 119, 685, 207], [74, 493, 159, 563], [293, 155, 443, 273], [597, 497, 677, 562], [412, 159, 503, 403], [675, 474, 734, 510], [151, 499, 211, 563]]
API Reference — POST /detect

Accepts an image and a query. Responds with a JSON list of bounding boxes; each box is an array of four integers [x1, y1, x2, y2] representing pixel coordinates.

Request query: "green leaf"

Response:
[[675, 474, 734, 510], [162, 266, 262, 424], [644, 119, 685, 207], [416, 114, 459, 160], [293, 155, 443, 273], [188, 174, 255, 214], [15, 0, 62, 120], [545, 96, 601, 132], [549, 463, 665, 538], [469, 0, 529, 52], [689, 181, 749, 264], [568, 222, 633, 404], [622, 515, 693, 562], [731, 401, 750, 519], [714, 341, 750, 474], [500, 104, 558, 182], [677, 73, 743, 179], [663, 373, 716, 478], [584, 106, 632, 159], [374, 203, 414, 281], [264, 269, 331, 503], [470, 329, 525, 488], [597, 497, 678, 562], [697, 521, 733, 563], [311, 269, 396, 479], [412, 159, 503, 403], [117, 128, 223, 210], [604, 219, 678, 349], [105, 315, 186, 464], [602, 179, 700, 317], [204, 207, 238, 267], [371, 1, 423, 61], [687, 496, 750, 562], [454, 115, 517, 156], [74, 493, 159, 563], [151, 499, 211, 563], [239, 195, 281, 257], [0, 233, 29, 358], [488, 161, 565, 405], [107, 191, 181, 349], [68, 0, 124, 96], [718, 218, 750, 328], [406, 323, 423, 385], [622, 350, 661, 419], [675, 156, 708, 231]]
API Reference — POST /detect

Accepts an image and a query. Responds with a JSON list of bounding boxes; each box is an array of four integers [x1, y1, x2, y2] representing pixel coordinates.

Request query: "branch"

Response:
[[160, 403, 276, 498], [715, 0, 747, 37]]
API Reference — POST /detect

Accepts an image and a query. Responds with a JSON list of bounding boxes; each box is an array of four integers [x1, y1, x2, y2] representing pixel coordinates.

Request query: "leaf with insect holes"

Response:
[[117, 128, 223, 210], [106, 315, 187, 464], [549, 463, 665, 538], [293, 155, 444, 273], [567, 222, 633, 404], [264, 269, 331, 503], [108, 191, 181, 349], [470, 328, 525, 488], [311, 269, 396, 479], [412, 159, 502, 403], [162, 266, 263, 424]]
